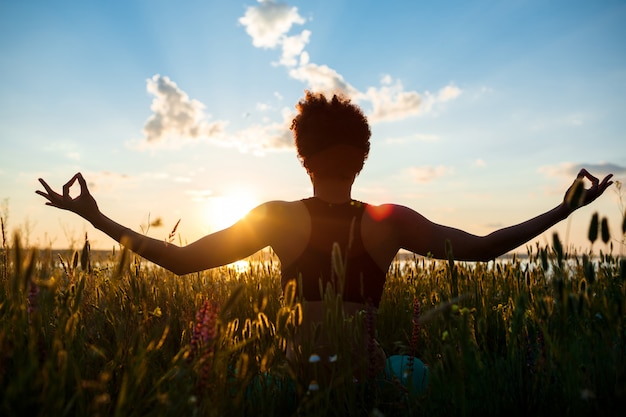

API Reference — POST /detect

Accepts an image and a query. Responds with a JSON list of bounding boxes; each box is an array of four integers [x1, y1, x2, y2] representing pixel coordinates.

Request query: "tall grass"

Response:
[[0, 215, 624, 416]]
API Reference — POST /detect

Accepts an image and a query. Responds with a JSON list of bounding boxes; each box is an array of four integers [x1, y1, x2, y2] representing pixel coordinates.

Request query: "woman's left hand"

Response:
[[563, 168, 613, 211]]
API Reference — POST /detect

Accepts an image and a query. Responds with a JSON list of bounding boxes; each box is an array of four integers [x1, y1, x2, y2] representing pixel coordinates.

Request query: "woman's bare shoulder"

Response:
[[363, 202, 426, 224], [248, 199, 310, 262], [243, 200, 310, 233], [250, 199, 307, 217]]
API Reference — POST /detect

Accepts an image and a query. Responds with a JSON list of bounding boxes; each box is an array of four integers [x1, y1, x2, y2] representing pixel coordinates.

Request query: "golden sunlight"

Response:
[[205, 188, 259, 232], [227, 259, 251, 274]]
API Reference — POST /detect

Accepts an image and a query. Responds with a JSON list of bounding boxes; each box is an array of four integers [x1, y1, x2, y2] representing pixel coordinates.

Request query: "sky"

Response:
[[1, 0, 625, 256]]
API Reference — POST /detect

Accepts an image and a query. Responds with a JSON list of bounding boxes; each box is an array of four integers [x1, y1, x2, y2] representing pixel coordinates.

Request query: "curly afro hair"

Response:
[[290, 91, 371, 179]]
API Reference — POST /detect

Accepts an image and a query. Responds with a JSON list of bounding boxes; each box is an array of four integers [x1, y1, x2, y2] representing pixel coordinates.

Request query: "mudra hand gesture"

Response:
[[36, 173, 100, 223], [563, 168, 613, 211]]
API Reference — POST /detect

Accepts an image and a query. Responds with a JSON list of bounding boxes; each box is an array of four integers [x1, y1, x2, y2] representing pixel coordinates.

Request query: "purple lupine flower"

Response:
[[407, 297, 421, 373], [365, 302, 377, 380], [189, 300, 220, 391]]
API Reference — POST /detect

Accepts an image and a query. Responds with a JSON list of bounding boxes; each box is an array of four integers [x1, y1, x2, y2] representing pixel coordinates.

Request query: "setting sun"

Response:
[[205, 188, 259, 232]]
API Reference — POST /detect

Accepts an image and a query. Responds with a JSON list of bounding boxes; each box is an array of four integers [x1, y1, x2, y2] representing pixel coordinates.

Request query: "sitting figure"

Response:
[[36, 91, 613, 395]]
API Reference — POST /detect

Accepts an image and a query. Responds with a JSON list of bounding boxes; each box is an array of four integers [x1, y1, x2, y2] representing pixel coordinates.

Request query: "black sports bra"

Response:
[[281, 197, 387, 307]]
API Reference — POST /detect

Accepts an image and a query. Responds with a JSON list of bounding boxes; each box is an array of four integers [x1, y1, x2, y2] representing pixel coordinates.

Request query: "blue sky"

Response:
[[1, 0, 625, 253]]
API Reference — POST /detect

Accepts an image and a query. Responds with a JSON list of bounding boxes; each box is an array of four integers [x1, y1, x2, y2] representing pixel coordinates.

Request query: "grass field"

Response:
[[1, 214, 625, 417]]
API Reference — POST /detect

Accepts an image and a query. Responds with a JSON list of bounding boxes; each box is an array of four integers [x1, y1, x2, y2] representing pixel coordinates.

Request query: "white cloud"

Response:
[[380, 74, 393, 85], [415, 83, 463, 115], [289, 63, 358, 97], [136, 2, 463, 154], [142, 75, 227, 147], [279, 30, 311, 66], [437, 85, 462, 102], [232, 107, 295, 154], [358, 78, 460, 123], [474, 159, 486, 167], [133, 74, 296, 153], [238, 0, 306, 48], [256, 102, 271, 111], [363, 81, 461, 122], [186, 189, 213, 202], [406, 165, 454, 183], [362, 78, 422, 123], [239, 2, 461, 124]]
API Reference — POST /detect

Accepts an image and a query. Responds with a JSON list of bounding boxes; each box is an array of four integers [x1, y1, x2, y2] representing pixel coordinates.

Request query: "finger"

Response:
[[38, 178, 58, 196], [580, 169, 599, 186], [76, 173, 89, 196], [37, 192, 61, 207], [36, 187, 61, 203], [35, 190, 54, 204], [62, 174, 80, 197], [600, 174, 614, 186], [35, 190, 50, 199], [599, 174, 614, 192]]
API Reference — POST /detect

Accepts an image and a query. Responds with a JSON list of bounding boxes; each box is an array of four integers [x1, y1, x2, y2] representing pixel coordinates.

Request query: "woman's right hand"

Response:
[[36, 173, 101, 223]]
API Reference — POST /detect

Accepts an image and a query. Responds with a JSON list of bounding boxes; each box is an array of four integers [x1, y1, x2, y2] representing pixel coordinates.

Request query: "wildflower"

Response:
[[191, 300, 219, 353], [189, 300, 220, 392], [328, 354, 338, 363], [308, 380, 320, 392], [407, 297, 421, 373], [365, 302, 377, 379]]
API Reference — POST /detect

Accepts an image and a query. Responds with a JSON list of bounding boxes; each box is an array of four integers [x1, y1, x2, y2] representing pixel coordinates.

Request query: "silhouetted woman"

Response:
[[37, 91, 613, 393]]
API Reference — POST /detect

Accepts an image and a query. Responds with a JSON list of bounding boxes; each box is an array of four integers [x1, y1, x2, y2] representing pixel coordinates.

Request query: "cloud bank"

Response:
[[239, 0, 461, 123], [539, 162, 626, 179], [139, 0, 462, 152], [406, 165, 455, 183], [141, 75, 227, 148], [239, 0, 305, 49]]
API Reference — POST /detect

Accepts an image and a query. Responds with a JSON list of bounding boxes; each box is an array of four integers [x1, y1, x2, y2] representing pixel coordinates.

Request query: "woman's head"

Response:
[[291, 91, 371, 180]]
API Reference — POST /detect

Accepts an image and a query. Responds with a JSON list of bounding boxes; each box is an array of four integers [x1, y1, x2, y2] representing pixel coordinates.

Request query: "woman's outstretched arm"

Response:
[[394, 169, 614, 261], [36, 173, 274, 275]]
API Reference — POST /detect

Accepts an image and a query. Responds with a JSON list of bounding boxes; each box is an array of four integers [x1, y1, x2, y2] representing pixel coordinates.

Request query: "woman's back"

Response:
[[268, 198, 400, 287], [281, 197, 387, 306]]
